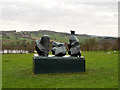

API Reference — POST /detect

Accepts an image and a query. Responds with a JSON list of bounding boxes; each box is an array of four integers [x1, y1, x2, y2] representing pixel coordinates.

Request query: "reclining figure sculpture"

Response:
[[33, 31, 85, 74], [68, 31, 81, 57], [35, 35, 50, 56], [52, 41, 66, 56]]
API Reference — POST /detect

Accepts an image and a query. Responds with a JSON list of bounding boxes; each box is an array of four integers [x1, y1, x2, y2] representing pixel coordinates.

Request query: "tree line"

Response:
[[2, 38, 120, 53]]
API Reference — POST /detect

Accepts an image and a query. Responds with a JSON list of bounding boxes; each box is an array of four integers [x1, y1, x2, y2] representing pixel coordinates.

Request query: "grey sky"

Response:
[[0, 0, 118, 37]]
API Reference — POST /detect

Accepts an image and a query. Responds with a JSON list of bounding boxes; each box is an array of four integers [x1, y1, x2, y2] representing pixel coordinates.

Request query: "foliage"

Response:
[[81, 38, 98, 51]]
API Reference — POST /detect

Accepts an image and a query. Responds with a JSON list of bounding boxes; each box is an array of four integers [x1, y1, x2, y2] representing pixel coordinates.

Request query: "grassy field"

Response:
[[2, 34, 33, 46], [2, 51, 118, 88]]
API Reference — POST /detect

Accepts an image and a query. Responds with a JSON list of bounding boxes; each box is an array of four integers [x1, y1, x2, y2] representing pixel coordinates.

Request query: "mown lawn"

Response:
[[2, 51, 118, 88]]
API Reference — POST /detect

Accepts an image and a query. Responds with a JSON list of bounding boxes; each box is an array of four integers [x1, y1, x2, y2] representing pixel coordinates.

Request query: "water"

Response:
[[0, 50, 28, 54]]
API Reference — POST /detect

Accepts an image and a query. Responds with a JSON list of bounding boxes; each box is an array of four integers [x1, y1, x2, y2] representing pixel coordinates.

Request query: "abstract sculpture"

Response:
[[35, 35, 50, 56], [33, 31, 85, 74], [68, 31, 81, 57], [52, 41, 66, 56]]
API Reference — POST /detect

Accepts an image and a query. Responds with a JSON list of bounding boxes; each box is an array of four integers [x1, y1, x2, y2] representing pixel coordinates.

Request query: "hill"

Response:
[[1, 30, 117, 46]]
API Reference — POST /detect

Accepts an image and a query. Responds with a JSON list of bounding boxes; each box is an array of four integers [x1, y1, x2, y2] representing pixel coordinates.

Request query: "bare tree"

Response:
[[118, 38, 120, 51], [102, 40, 110, 52], [82, 38, 98, 51], [111, 40, 118, 51], [89, 38, 98, 50]]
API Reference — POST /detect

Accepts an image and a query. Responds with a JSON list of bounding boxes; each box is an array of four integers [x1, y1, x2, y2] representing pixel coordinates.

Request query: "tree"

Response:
[[16, 41, 20, 45], [22, 42, 27, 51], [102, 40, 110, 52], [82, 38, 98, 51], [31, 41, 35, 45], [7, 36, 10, 39], [2, 44, 5, 53], [23, 40, 26, 43], [111, 40, 118, 51], [88, 38, 98, 50], [118, 38, 120, 51], [83, 39, 90, 51], [16, 37, 18, 40]]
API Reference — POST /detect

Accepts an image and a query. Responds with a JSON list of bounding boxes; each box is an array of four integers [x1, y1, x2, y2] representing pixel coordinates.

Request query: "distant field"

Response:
[[2, 31, 103, 46], [2, 51, 118, 88], [2, 34, 33, 45], [31, 33, 69, 42]]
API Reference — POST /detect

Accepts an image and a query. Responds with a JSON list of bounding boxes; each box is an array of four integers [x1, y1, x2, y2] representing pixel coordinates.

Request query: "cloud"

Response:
[[0, 1, 118, 37]]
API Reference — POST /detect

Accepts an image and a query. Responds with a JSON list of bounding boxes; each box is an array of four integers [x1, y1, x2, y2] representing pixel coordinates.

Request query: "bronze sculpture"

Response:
[[35, 35, 50, 56], [68, 31, 81, 57], [35, 30, 81, 57], [33, 31, 85, 74], [52, 41, 66, 56]]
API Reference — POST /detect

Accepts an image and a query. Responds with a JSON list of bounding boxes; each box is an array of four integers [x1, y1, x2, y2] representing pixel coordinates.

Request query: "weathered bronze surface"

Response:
[[68, 31, 81, 57], [35, 35, 50, 56], [52, 41, 66, 56]]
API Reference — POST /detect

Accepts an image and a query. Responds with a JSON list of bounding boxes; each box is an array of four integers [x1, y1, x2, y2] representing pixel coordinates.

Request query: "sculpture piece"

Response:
[[35, 35, 50, 56], [68, 31, 81, 57], [52, 41, 66, 56], [33, 31, 85, 74]]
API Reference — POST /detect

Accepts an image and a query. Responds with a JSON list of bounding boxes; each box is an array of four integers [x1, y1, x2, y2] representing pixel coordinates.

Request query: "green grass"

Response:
[[0, 54, 2, 89], [2, 51, 118, 88]]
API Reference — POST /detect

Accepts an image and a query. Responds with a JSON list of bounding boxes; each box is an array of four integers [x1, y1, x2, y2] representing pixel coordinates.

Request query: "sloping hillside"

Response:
[[1, 30, 117, 46]]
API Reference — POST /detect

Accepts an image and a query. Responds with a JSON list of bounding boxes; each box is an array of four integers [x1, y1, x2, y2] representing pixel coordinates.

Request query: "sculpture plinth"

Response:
[[33, 54, 85, 74]]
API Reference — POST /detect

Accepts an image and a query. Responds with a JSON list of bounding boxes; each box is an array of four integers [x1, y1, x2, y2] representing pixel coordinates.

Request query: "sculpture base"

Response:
[[33, 54, 85, 74]]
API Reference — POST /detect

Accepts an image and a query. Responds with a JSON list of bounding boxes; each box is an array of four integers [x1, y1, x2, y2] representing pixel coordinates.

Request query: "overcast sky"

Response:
[[0, 0, 118, 37]]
